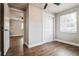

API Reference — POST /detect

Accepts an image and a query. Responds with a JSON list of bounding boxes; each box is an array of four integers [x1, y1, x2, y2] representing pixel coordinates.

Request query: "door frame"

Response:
[[1, 3, 4, 56]]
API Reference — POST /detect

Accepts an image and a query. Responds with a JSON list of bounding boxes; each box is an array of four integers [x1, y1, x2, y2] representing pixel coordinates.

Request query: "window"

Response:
[[60, 12, 77, 33]]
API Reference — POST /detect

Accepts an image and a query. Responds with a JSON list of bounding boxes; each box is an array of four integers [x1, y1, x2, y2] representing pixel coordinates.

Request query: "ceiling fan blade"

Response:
[[44, 3, 48, 9], [54, 3, 60, 6]]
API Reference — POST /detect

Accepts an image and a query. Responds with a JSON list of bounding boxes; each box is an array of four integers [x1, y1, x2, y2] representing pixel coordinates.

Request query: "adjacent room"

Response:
[[0, 3, 79, 56]]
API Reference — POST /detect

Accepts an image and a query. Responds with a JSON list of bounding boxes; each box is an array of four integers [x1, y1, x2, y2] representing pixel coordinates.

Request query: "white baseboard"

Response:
[[24, 42, 29, 47], [28, 40, 54, 48], [43, 40, 54, 44], [4, 47, 9, 55], [55, 39, 79, 47], [24, 40, 54, 48], [24, 42, 43, 48], [29, 42, 44, 48]]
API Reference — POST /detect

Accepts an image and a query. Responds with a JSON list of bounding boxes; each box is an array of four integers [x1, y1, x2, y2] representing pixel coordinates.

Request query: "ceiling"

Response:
[[8, 3, 79, 13], [33, 3, 79, 13], [8, 3, 28, 11]]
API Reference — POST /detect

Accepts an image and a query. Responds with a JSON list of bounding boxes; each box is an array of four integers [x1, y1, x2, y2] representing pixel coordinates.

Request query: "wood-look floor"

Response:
[[6, 37, 79, 56]]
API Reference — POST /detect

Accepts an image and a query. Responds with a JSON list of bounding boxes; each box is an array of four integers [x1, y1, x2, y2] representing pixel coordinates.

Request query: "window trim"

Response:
[[60, 12, 77, 33]]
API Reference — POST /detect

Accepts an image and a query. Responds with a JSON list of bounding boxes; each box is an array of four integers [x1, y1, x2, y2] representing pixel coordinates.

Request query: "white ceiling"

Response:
[[33, 3, 79, 13], [8, 3, 79, 13], [8, 3, 28, 11]]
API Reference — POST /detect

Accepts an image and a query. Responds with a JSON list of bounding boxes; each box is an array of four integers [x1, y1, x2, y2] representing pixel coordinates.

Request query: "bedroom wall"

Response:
[[10, 20, 23, 36], [29, 4, 43, 46], [55, 6, 79, 45], [24, 4, 55, 48], [9, 8, 24, 36]]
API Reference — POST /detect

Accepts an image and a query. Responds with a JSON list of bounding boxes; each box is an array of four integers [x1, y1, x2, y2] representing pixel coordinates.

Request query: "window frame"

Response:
[[60, 12, 77, 33]]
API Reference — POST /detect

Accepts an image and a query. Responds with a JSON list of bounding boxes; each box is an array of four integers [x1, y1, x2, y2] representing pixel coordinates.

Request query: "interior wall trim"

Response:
[[24, 42, 29, 48], [4, 48, 9, 55], [28, 42, 44, 48], [25, 40, 54, 48], [55, 39, 79, 47]]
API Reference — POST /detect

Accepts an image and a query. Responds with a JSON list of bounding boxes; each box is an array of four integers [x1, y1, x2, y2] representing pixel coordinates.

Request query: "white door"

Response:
[[4, 4, 10, 55], [43, 12, 54, 43]]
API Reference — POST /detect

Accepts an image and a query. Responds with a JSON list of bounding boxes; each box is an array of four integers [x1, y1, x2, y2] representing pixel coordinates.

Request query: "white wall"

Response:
[[4, 3, 10, 55], [10, 8, 24, 36], [55, 6, 79, 45], [24, 4, 55, 48], [29, 4, 43, 46], [10, 20, 23, 36]]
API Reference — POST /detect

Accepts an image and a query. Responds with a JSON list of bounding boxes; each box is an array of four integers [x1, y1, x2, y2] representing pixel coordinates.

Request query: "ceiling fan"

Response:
[[44, 3, 61, 9]]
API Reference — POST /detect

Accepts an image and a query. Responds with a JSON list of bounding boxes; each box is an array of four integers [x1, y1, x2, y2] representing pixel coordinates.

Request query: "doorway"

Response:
[[8, 7, 24, 55], [0, 3, 10, 56], [0, 4, 25, 55]]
